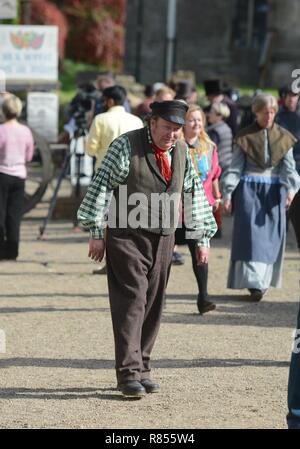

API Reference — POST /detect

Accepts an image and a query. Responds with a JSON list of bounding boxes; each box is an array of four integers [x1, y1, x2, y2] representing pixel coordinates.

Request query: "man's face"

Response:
[[150, 117, 182, 150], [102, 96, 114, 111], [284, 93, 299, 112]]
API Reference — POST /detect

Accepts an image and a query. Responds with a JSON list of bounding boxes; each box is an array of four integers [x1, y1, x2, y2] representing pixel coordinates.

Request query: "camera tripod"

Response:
[[38, 130, 91, 239]]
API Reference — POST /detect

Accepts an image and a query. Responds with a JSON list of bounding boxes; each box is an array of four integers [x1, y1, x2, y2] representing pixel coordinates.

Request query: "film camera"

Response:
[[69, 83, 99, 136]]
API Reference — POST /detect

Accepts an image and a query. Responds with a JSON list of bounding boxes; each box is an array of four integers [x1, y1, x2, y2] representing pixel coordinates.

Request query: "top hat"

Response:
[[203, 79, 222, 96], [175, 80, 194, 100], [150, 100, 188, 125]]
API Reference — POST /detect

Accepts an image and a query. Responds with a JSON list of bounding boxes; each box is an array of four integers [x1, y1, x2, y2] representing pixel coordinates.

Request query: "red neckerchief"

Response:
[[151, 142, 173, 184]]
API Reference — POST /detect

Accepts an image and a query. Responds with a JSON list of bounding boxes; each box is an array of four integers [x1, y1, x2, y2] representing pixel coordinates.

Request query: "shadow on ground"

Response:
[[164, 295, 299, 328], [0, 387, 122, 401], [0, 356, 289, 371]]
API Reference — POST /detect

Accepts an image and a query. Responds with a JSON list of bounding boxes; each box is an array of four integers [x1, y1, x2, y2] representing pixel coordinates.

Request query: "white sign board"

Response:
[[0, 25, 58, 82], [0, 0, 17, 19], [27, 92, 59, 142]]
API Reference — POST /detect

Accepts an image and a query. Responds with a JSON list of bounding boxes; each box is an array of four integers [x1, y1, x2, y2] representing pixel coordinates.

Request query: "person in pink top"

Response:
[[175, 104, 221, 314], [0, 94, 34, 260]]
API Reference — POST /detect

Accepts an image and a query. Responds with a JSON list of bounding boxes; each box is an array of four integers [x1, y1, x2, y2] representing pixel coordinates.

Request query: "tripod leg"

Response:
[[72, 153, 82, 228], [38, 153, 72, 238]]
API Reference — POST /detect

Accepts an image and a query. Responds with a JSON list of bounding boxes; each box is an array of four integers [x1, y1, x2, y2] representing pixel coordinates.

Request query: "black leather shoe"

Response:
[[117, 380, 146, 398], [140, 379, 160, 393], [248, 289, 264, 302], [197, 299, 216, 315]]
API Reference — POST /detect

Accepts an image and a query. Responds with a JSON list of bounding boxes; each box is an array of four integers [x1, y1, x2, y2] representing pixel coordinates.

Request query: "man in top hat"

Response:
[[204, 79, 239, 136], [77, 100, 217, 398], [175, 80, 198, 104]]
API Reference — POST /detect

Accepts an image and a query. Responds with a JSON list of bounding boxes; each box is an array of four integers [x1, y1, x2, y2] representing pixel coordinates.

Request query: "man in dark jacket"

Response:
[[286, 161, 300, 428], [276, 87, 300, 175]]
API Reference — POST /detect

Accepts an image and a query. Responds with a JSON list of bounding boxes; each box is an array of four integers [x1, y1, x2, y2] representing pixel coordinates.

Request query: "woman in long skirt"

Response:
[[222, 94, 300, 301]]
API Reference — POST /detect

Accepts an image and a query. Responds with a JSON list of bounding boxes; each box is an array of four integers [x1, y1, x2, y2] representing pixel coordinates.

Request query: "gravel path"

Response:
[[0, 196, 299, 429]]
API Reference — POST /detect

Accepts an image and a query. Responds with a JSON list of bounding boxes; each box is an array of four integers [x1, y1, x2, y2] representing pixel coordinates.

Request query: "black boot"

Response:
[[5, 241, 18, 260], [248, 289, 264, 302], [117, 380, 146, 398], [197, 296, 216, 315]]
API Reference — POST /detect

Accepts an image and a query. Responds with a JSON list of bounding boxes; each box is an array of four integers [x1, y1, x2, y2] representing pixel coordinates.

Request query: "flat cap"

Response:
[[150, 100, 188, 125]]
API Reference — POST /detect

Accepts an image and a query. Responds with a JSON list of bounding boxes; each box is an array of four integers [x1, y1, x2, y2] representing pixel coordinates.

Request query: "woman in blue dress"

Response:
[[222, 94, 300, 301]]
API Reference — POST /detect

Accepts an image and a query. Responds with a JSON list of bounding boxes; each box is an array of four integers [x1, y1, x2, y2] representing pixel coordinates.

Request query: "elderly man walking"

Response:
[[77, 100, 217, 398]]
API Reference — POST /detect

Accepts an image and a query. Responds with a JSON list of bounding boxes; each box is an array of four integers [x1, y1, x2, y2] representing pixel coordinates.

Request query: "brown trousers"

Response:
[[106, 228, 174, 383]]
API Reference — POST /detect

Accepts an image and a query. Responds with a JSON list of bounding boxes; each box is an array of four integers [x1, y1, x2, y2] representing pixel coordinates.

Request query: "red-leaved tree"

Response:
[[22, 0, 69, 61], [61, 0, 126, 70]]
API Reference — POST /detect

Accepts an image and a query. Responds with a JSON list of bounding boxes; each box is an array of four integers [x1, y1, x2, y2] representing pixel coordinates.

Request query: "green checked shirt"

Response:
[[77, 128, 217, 247]]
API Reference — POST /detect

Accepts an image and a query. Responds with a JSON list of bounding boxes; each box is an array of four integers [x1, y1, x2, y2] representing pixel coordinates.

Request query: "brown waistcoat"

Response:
[[112, 127, 187, 235]]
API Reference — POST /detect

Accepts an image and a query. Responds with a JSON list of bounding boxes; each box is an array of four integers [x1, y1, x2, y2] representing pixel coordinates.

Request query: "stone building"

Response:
[[124, 0, 300, 88]]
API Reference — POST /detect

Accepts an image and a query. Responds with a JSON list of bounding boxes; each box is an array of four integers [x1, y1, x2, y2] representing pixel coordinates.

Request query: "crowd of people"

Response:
[[72, 74, 300, 304], [1, 74, 300, 424], [74, 74, 300, 409]]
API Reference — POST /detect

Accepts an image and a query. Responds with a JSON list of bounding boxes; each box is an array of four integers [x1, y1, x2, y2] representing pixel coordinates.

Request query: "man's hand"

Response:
[[286, 192, 294, 209], [223, 199, 232, 215], [213, 200, 220, 212], [88, 239, 105, 262], [195, 246, 210, 265]]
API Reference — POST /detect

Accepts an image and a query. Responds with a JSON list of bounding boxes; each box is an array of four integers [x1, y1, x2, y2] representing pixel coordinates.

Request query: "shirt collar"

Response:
[[109, 105, 125, 112]]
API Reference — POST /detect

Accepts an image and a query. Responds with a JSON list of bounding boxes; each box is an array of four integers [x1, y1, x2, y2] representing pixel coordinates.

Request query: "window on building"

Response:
[[232, 0, 268, 49]]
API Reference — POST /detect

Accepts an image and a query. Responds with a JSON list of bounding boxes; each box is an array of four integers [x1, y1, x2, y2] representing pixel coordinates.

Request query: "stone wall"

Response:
[[124, 0, 168, 84], [124, 0, 300, 88], [176, 0, 235, 81], [265, 0, 300, 87]]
